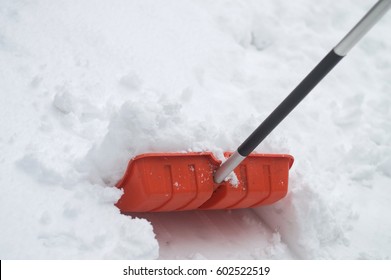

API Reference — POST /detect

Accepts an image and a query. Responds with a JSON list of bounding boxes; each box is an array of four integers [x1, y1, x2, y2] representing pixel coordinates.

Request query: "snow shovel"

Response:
[[116, 0, 391, 213]]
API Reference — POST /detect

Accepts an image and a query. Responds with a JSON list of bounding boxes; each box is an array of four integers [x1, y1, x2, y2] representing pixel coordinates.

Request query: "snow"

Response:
[[1, 0, 390, 259]]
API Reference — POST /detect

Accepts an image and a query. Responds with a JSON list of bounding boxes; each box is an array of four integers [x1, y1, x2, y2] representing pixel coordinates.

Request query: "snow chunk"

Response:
[[53, 90, 74, 114]]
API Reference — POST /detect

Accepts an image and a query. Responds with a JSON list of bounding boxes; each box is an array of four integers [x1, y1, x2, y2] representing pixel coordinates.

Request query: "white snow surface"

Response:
[[1, 0, 390, 259]]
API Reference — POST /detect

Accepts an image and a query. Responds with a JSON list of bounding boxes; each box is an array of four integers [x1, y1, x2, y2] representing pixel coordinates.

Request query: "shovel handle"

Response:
[[214, 0, 391, 184]]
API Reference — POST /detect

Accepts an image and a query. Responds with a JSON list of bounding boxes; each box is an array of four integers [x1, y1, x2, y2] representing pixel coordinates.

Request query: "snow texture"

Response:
[[0, 0, 390, 259]]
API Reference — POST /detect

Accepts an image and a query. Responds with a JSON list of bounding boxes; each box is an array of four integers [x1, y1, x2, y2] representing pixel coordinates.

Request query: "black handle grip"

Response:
[[238, 50, 343, 157]]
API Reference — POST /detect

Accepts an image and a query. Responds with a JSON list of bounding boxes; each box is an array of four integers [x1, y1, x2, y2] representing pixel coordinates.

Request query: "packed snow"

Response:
[[0, 0, 390, 259]]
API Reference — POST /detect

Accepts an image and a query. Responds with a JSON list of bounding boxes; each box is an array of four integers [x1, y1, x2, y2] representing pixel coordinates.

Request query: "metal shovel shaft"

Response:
[[214, 0, 391, 184]]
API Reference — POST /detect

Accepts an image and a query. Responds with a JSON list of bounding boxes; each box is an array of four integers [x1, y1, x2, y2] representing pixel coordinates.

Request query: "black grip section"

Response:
[[238, 49, 343, 157]]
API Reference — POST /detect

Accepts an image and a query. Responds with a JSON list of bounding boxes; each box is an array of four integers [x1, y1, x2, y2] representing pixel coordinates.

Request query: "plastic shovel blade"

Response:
[[116, 152, 294, 213]]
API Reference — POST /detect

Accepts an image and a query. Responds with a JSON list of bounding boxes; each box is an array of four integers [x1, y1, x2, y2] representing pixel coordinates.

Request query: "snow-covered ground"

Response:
[[1, 0, 390, 259]]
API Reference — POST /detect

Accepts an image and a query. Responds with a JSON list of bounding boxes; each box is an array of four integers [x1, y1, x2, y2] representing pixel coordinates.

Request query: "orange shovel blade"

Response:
[[116, 152, 293, 212]]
